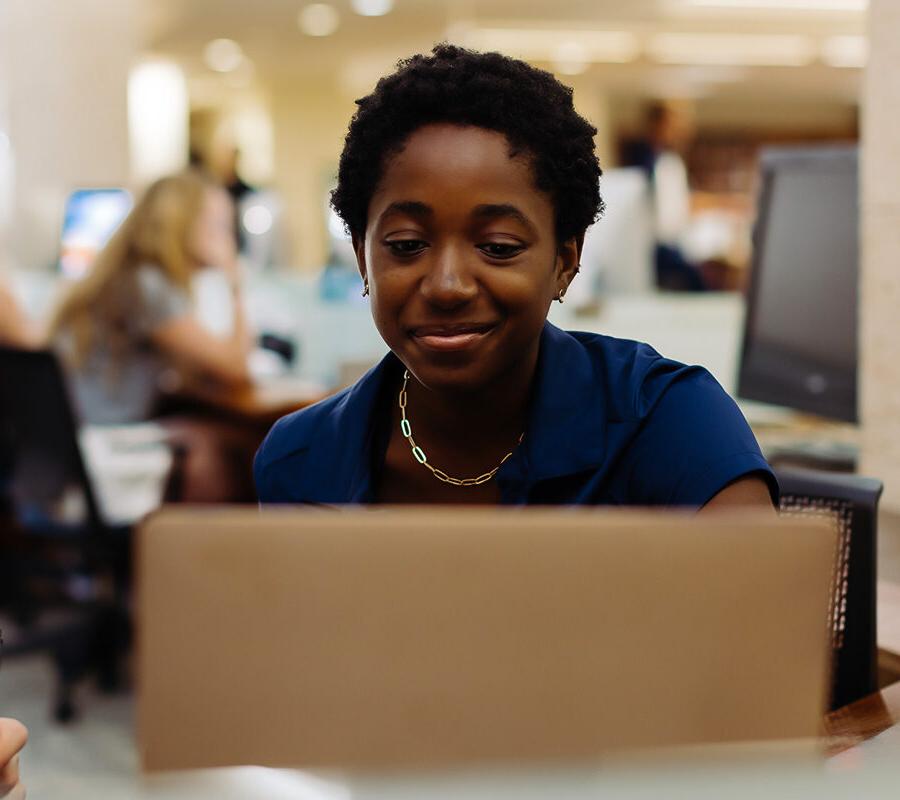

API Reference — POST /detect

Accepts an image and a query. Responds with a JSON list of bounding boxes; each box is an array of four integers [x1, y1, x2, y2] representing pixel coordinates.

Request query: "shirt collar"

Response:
[[300, 357, 395, 503], [499, 322, 607, 488], [299, 322, 607, 502]]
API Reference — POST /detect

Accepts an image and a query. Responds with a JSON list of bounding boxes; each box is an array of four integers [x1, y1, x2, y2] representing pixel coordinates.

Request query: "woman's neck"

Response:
[[401, 349, 538, 451]]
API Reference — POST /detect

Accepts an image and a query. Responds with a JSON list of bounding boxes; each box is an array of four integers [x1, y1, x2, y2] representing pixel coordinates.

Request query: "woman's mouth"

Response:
[[410, 322, 497, 352]]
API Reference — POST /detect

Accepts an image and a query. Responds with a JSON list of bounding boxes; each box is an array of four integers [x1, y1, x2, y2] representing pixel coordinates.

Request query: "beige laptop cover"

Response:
[[137, 508, 835, 771]]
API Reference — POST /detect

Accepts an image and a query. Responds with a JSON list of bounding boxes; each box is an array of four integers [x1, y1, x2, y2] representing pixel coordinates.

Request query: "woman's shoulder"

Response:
[[133, 263, 187, 297], [254, 354, 396, 504], [253, 378, 375, 504], [566, 328, 663, 365], [559, 327, 709, 422], [130, 263, 191, 327], [256, 389, 350, 461]]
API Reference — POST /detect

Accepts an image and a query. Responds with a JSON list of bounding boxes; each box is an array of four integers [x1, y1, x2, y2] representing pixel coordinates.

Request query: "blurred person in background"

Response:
[[0, 279, 40, 348], [212, 144, 255, 252], [47, 170, 255, 501], [622, 101, 706, 291]]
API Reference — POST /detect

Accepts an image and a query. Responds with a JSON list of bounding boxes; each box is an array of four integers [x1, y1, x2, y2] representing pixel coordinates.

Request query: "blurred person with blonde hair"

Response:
[[48, 169, 254, 500]]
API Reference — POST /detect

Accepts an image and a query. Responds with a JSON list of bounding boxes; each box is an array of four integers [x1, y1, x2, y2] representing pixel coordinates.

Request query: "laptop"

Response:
[[137, 507, 835, 772]]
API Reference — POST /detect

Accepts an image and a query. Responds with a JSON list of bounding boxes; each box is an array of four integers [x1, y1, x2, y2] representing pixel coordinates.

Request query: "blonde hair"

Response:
[[48, 169, 217, 364]]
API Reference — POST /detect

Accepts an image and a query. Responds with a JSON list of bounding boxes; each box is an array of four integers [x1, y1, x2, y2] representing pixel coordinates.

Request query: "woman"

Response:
[[49, 170, 256, 501], [48, 169, 252, 425], [255, 45, 775, 510]]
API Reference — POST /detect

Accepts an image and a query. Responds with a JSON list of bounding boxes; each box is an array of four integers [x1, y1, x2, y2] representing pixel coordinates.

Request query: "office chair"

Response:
[[0, 346, 130, 721], [776, 466, 883, 710]]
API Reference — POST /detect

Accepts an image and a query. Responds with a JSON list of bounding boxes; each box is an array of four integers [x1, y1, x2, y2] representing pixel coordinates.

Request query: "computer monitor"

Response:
[[58, 188, 132, 280], [737, 146, 858, 423]]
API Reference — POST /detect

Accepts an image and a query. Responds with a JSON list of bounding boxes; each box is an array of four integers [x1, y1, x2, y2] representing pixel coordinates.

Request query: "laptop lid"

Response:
[[137, 507, 834, 771]]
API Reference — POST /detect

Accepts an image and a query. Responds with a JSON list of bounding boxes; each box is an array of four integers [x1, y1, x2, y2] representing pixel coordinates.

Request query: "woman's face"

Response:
[[189, 188, 236, 269], [357, 123, 580, 394]]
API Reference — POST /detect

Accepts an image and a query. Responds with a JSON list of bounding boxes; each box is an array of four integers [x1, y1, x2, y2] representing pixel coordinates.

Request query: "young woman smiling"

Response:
[[255, 45, 776, 511]]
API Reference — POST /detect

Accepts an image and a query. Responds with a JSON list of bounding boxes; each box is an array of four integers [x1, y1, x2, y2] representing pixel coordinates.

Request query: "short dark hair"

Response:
[[331, 44, 603, 245]]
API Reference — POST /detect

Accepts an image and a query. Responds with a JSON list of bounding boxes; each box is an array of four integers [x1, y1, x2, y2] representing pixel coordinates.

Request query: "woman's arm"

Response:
[[0, 718, 27, 799], [150, 278, 253, 388], [699, 476, 775, 513], [0, 283, 40, 349]]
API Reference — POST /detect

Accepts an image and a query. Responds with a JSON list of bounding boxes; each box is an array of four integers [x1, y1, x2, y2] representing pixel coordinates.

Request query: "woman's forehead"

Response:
[[370, 123, 549, 219], [387, 124, 528, 172]]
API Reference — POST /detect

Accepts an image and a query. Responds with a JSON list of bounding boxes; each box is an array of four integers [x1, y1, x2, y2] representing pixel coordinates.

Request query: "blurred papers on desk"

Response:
[[79, 423, 172, 526]]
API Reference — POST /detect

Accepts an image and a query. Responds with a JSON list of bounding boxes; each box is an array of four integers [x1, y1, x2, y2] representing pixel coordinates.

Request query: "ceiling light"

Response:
[[129, 61, 189, 183], [243, 205, 274, 236], [820, 35, 867, 68], [351, 0, 394, 16], [298, 4, 340, 36], [685, 0, 867, 11], [648, 33, 816, 66], [553, 41, 590, 75], [203, 39, 245, 73], [460, 28, 640, 65]]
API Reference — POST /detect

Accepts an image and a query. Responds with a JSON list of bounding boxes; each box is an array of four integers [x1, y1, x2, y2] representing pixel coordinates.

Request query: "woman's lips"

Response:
[[410, 323, 496, 352]]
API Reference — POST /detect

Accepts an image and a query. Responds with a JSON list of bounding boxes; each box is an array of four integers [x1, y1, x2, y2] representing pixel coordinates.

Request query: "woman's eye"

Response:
[[385, 239, 427, 256], [479, 242, 524, 259]]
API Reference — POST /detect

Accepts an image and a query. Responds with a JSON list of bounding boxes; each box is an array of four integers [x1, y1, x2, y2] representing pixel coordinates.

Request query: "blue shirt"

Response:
[[254, 323, 777, 508]]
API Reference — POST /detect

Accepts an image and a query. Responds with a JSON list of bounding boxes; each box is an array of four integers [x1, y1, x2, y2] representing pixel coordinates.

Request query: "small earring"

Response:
[[362, 279, 369, 297], [556, 289, 566, 304]]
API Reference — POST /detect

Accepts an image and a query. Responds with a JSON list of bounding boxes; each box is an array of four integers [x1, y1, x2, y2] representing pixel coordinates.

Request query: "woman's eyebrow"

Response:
[[472, 203, 536, 233], [379, 200, 432, 221]]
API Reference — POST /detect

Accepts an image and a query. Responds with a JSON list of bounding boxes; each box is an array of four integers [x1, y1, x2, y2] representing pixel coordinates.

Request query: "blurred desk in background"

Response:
[[157, 376, 331, 503], [179, 375, 329, 428], [750, 415, 860, 473]]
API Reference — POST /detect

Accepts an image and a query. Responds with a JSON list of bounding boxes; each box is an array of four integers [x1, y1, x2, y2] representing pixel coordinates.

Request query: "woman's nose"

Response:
[[419, 246, 478, 308]]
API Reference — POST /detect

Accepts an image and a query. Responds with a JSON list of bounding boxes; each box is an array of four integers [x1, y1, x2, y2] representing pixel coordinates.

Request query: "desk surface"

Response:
[[132, 684, 900, 798], [824, 680, 900, 755], [140, 703, 900, 800], [179, 375, 329, 427]]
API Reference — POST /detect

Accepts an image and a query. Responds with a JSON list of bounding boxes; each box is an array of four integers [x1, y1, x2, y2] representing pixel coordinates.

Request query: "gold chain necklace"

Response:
[[398, 370, 524, 486]]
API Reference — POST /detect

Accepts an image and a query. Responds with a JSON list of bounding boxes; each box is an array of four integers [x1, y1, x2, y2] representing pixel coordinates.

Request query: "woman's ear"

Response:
[[556, 233, 585, 294], [352, 234, 368, 286]]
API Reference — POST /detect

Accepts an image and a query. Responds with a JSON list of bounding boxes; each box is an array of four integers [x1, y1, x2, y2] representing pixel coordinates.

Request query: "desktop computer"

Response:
[[58, 188, 132, 280], [737, 146, 859, 470]]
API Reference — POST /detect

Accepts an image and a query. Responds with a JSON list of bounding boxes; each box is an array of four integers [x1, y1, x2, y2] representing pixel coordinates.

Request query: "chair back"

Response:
[[776, 466, 883, 709], [0, 346, 103, 535]]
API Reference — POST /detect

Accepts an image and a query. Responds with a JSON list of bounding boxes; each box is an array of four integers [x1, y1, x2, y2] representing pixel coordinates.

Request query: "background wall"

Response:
[[0, 0, 137, 271], [860, 0, 900, 512]]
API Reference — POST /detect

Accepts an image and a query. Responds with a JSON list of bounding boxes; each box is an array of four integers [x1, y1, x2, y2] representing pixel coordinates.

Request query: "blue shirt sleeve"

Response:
[[616, 360, 778, 508]]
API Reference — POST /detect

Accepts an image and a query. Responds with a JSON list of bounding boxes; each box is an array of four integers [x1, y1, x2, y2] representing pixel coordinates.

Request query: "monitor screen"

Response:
[[59, 188, 132, 280], [737, 147, 858, 423]]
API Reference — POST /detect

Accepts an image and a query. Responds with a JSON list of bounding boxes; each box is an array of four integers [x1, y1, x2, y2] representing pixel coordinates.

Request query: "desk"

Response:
[[157, 376, 330, 502], [140, 719, 900, 800], [179, 375, 329, 427], [824, 680, 900, 755]]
